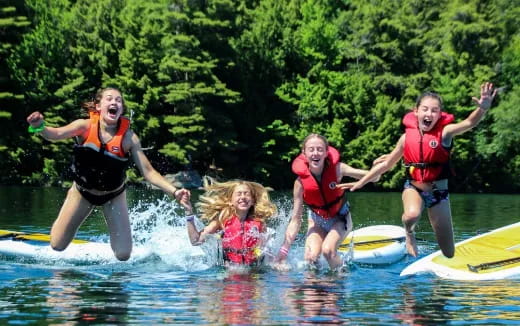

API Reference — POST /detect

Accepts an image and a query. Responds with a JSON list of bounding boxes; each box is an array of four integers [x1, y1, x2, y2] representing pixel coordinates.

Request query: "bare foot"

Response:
[[405, 232, 418, 257]]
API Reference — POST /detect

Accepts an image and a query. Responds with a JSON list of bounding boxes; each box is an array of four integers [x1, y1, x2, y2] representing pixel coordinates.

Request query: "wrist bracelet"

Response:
[[28, 121, 45, 134], [279, 246, 289, 255], [185, 214, 195, 222]]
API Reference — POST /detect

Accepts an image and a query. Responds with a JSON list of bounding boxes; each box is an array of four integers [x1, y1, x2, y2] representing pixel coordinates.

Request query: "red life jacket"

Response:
[[403, 111, 454, 182], [222, 215, 264, 265], [71, 111, 130, 191], [292, 146, 345, 219]]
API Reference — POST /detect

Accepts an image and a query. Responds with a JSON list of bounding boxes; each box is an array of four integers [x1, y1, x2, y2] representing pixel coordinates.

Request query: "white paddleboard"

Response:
[[340, 224, 407, 265], [0, 230, 154, 265], [0, 238, 153, 265], [400, 222, 520, 280]]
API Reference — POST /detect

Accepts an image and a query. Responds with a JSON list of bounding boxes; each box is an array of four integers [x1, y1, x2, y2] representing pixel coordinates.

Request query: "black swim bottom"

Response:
[[404, 180, 449, 208], [76, 184, 126, 206]]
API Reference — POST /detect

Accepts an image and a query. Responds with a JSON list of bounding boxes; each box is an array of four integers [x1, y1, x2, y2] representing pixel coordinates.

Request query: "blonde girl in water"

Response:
[[180, 179, 277, 266], [26, 87, 189, 261]]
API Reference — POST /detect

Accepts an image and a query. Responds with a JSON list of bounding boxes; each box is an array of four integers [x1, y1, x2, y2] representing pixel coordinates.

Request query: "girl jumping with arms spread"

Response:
[[340, 82, 497, 258], [27, 87, 189, 261], [276, 134, 378, 270]]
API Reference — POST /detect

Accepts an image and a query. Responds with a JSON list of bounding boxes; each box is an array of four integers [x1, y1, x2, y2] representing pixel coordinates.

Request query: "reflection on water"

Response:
[[285, 274, 343, 325], [200, 271, 265, 325], [48, 270, 131, 324], [397, 278, 520, 325], [0, 186, 519, 325], [0, 268, 131, 325]]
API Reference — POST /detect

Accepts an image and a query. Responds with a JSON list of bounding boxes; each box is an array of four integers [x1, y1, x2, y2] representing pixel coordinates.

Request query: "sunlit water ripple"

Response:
[[0, 186, 519, 325]]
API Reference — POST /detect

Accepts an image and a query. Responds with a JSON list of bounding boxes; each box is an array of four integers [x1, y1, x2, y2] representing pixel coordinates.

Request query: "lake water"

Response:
[[0, 186, 519, 325]]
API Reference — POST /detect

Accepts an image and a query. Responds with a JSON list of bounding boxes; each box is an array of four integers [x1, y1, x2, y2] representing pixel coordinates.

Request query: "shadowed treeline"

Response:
[[1, 0, 519, 192]]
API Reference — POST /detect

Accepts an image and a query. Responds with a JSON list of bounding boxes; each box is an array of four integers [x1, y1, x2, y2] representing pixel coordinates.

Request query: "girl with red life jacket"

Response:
[[275, 134, 377, 271], [340, 82, 498, 258], [180, 179, 277, 266], [26, 87, 189, 261]]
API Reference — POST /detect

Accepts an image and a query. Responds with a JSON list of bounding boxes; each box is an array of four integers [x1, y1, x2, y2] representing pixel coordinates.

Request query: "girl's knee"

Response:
[[441, 247, 454, 258], [402, 212, 420, 224], [115, 250, 131, 261], [50, 236, 70, 252], [50, 241, 67, 252], [304, 250, 320, 262], [321, 245, 337, 260], [439, 240, 455, 258]]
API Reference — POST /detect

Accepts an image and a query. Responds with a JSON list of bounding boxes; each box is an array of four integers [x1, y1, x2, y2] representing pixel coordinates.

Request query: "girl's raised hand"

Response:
[[472, 82, 497, 110], [336, 182, 357, 191], [336, 181, 365, 192], [372, 154, 389, 166], [27, 111, 44, 127], [174, 188, 190, 201], [179, 191, 193, 214]]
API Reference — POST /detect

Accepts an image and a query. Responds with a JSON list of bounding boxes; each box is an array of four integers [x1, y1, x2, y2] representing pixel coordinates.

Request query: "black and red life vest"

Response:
[[71, 111, 130, 191], [292, 146, 345, 219], [403, 111, 454, 182]]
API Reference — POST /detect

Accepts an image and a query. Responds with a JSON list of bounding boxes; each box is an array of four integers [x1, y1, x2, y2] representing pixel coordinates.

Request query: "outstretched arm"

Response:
[[180, 192, 220, 245], [276, 179, 304, 262], [442, 82, 497, 144], [128, 131, 189, 201], [337, 135, 405, 191], [187, 217, 221, 246], [27, 111, 89, 141]]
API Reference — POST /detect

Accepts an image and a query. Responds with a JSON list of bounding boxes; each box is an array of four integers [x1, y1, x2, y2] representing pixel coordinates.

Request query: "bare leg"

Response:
[[402, 188, 423, 257], [50, 185, 93, 251], [428, 200, 454, 258], [103, 189, 132, 261], [305, 218, 326, 265], [321, 213, 351, 269]]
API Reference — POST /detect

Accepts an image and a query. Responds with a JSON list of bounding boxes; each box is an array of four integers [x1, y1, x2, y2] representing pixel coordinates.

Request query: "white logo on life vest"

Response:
[[111, 146, 120, 153], [429, 140, 438, 149], [329, 182, 337, 189]]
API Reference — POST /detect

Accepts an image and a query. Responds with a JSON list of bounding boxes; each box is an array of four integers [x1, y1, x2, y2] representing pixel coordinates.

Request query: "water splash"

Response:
[[0, 196, 306, 271], [128, 197, 216, 271]]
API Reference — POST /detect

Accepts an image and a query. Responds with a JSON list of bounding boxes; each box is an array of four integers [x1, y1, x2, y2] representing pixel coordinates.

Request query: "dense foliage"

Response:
[[1, 0, 519, 192]]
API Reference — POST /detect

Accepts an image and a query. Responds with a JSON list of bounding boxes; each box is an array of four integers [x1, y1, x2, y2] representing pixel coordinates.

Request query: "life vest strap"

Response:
[[404, 162, 442, 169], [223, 247, 252, 255]]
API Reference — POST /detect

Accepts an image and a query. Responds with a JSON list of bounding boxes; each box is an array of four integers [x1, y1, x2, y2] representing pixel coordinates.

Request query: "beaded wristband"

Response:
[[185, 214, 195, 223], [279, 246, 289, 258], [28, 122, 45, 134]]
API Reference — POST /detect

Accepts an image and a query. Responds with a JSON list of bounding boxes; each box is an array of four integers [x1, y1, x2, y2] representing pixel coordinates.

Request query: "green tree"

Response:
[[0, 0, 30, 183], [6, 0, 75, 185]]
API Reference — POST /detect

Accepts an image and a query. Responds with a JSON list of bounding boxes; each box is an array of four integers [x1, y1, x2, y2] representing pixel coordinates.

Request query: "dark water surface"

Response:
[[0, 186, 519, 325]]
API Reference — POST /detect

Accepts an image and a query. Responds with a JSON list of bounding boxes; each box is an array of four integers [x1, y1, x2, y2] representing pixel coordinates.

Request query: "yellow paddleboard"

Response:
[[401, 222, 520, 280], [0, 229, 88, 243]]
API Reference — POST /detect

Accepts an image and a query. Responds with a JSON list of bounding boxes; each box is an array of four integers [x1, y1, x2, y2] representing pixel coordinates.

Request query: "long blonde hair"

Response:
[[197, 178, 277, 227]]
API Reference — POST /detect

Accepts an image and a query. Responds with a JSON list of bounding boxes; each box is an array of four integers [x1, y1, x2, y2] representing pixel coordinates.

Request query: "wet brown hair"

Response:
[[415, 91, 443, 110], [81, 87, 125, 113]]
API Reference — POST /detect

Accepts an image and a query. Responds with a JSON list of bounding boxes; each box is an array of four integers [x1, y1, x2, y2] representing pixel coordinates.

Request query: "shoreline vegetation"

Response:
[[1, 0, 519, 193]]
